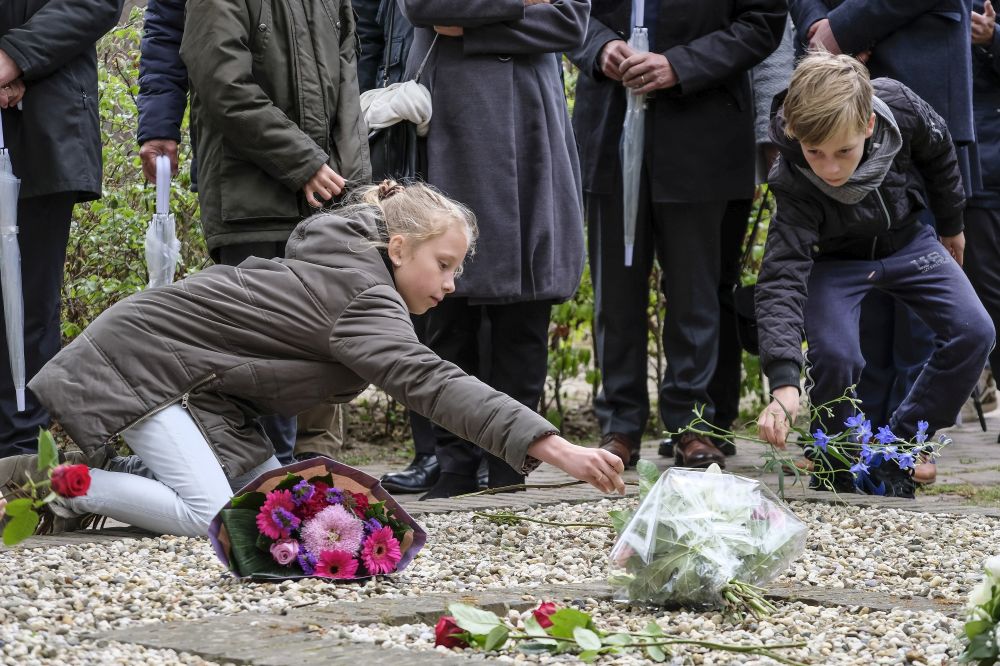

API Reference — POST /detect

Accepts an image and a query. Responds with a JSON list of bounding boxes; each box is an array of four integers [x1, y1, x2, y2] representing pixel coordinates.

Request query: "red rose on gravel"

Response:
[[50, 464, 91, 498], [532, 601, 558, 628], [434, 616, 468, 648]]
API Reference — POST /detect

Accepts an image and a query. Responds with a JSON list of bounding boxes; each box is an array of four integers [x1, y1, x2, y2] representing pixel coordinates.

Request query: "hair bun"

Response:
[[377, 179, 405, 201]]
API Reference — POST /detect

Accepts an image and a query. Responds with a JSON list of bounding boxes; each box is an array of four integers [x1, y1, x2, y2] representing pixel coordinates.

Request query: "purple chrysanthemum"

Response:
[[326, 488, 345, 505], [291, 480, 315, 505], [364, 517, 383, 534], [300, 505, 364, 556], [298, 550, 318, 575]]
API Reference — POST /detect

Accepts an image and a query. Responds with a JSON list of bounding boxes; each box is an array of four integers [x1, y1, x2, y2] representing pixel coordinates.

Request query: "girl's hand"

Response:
[[527, 434, 626, 494], [302, 164, 345, 208], [757, 385, 800, 448]]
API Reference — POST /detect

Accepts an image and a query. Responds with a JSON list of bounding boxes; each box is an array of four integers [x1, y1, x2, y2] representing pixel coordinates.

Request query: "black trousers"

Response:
[[1, 194, 75, 457], [407, 313, 437, 457], [964, 206, 1000, 374], [587, 184, 729, 439], [423, 297, 551, 487]]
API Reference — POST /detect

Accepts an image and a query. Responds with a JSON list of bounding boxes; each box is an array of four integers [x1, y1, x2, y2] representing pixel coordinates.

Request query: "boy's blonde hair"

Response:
[[783, 52, 873, 146], [346, 180, 478, 273]]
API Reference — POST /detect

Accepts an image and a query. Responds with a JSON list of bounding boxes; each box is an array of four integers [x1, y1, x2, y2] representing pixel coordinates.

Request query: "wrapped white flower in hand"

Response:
[[609, 461, 807, 617]]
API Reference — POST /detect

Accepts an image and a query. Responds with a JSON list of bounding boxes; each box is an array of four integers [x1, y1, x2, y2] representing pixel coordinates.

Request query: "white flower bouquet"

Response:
[[609, 462, 807, 616]]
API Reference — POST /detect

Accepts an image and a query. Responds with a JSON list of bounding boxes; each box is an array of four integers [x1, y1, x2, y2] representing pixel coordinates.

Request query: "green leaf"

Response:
[[578, 650, 599, 662], [636, 459, 661, 499], [2, 498, 34, 517], [3, 510, 40, 546], [219, 509, 299, 577], [517, 640, 558, 655], [230, 491, 267, 512], [523, 615, 548, 637], [965, 619, 992, 640], [448, 603, 501, 636], [646, 644, 667, 662], [644, 620, 664, 636], [604, 633, 631, 647], [274, 473, 304, 491], [483, 625, 508, 651], [608, 509, 632, 535], [573, 627, 602, 651], [37, 430, 58, 472]]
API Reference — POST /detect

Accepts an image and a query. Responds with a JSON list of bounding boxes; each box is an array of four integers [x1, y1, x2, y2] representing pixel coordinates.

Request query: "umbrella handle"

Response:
[[155, 154, 171, 215]]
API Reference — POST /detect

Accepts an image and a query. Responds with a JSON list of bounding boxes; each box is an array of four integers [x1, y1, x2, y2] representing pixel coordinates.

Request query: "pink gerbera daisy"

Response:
[[256, 490, 299, 539], [360, 525, 402, 575], [314, 550, 359, 579], [300, 504, 364, 556]]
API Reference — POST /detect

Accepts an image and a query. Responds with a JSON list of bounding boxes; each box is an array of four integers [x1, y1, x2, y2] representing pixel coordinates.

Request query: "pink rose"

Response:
[[270, 539, 300, 566], [532, 601, 558, 629]]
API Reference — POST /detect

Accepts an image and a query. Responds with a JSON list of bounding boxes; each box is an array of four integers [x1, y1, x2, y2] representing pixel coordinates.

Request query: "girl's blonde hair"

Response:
[[344, 180, 478, 273], [783, 51, 873, 146]]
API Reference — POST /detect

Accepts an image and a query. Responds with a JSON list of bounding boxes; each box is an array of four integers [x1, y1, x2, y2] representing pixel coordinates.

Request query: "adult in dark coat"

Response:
[[399, 0, 587, 498], [789, 0, 977, 474], [964, 1, 1000, 390], [568, 0, 786, 469], [0, 0, 124, 458]]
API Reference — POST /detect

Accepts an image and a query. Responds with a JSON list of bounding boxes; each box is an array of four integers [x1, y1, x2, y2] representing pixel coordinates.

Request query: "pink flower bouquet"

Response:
[[207, 457, 425, 580]]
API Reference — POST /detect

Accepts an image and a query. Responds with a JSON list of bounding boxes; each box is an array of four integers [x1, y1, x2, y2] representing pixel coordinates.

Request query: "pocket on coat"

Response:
[[218, 144, 302, 223]]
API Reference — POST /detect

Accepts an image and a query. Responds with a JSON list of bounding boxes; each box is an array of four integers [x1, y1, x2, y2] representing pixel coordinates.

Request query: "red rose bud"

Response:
[[50, 464, 91, 498], [434, 616, 468, 648], [532, 601, 558, 628], [351, 491, 370, 518]]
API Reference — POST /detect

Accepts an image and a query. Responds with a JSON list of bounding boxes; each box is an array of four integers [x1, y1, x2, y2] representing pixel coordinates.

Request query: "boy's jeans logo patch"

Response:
[[910, 251, 948, 273]]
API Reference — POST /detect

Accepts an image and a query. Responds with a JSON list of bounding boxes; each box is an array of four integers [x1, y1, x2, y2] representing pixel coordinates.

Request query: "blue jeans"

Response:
[[804, 225, 994, 439]]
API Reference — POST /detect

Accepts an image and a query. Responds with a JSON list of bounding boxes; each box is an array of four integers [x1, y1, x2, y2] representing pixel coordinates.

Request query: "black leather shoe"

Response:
[[713, 439, 737, 456], [657, 438, 674, 458], [380, 454, 440, 494], [476, 457, 489, 490]]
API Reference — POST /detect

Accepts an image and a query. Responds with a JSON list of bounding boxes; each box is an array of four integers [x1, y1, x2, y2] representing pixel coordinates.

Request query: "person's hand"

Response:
[[940, 232, 966, 266], [620, 52, 678, 94], [807, 18, 842, 54], [139, 139, 180, 182], [524, 0, 551, 5], [0, 79, 25, 109], [0, 49, 22, 87], [302, 163, 345, 208], [598, 39, 635, 82], [434, 25, 463, 37], [527, 434, 626, 494], [972, 1, 996, 46], [757, 385, 800, 448]]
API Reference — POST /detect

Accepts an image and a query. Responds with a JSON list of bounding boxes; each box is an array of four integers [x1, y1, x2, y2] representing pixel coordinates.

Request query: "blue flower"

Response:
[[844, 413, 867, 429], [882, 444, 898, 459], [916, 420, 929, 444], [856, 420, 873, 444], [859, 443, 874, 464], [812, 430, 830, 453], [895, 451, 915, 470], [850, 460, 870, 483], [875, 426, 896, 446]]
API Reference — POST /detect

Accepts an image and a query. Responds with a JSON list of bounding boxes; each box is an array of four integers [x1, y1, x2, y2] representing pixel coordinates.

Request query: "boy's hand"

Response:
[[303, 164, 345, 208], [972, 1, 996, 46], [619, 52, 677, 95], [757, 385, 800, 449], [940, 232, 966, 266], [806, 18, 842, 55], [139, 139, 179, 182], [0, 79, 24, 109], [433, 25, 463, 37], [527, 434, 626, 494], [599, 40, 635, 81]]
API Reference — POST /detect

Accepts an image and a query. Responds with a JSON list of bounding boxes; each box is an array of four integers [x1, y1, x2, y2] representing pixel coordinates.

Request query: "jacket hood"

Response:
[[284, 208, 394, 281]]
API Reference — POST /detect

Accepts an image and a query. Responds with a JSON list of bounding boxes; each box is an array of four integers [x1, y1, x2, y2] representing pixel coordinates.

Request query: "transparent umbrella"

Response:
[[621, 3, 649, 267], [0, 114, 25, 411], [144, 154, 180, 288]]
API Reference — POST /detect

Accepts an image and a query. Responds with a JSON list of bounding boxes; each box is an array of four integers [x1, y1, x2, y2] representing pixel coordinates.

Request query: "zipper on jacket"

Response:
[[108, 372, 218, 441], [871, 188, 893, 260], [179, 391, 228, 472]]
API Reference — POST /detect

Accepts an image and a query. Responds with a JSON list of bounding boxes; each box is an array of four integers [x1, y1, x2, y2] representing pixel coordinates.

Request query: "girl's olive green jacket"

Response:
[[179, 0, 371, 254], [29, 210, 554, 478]]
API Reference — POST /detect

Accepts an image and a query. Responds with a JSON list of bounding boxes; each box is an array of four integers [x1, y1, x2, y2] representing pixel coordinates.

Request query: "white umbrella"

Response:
[[621, 0, 649, 266], [0, 113, 25, 411], [144, 154, 180, 288]]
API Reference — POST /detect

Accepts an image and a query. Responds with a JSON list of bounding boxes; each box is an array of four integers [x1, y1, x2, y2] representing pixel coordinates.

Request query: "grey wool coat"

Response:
[[399, 0, 587, 303], [28, 209, 557, 479]]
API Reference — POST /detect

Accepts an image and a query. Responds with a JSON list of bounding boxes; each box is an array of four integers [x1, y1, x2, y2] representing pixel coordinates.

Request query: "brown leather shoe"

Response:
[[599, 432, 640, 469], [674, 432, 726, 469]]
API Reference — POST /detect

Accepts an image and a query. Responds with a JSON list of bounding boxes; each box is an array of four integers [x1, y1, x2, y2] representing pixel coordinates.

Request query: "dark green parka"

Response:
[[179, 0, 371, 254]]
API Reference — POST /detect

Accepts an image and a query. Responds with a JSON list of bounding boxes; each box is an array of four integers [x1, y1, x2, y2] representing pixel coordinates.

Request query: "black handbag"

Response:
[[366, 29, 437, 182], [733, 189, 773, 356]]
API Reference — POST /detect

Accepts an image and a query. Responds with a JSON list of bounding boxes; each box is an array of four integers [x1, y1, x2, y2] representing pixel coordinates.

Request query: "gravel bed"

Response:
[[335, 598, 964, 664], [0, 497, 993, 664]]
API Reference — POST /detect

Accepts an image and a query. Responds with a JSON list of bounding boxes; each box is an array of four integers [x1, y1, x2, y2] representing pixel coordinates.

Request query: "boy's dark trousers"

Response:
[[803, 225, 994, 439], [964, 207, 1000, 375]]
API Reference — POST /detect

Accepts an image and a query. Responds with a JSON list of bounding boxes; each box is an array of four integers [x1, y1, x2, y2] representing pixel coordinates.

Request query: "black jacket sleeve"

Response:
[[0, 0, 123, 80], [355, 0, 384, 93], [137, 0, 188, 144], [565, 15, 622, 79], [790, 0, 946, 56], [756, 178, 823, 391]]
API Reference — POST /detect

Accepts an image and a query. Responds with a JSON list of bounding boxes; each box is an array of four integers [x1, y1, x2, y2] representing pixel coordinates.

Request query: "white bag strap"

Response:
[[155, 154, 171, 215]]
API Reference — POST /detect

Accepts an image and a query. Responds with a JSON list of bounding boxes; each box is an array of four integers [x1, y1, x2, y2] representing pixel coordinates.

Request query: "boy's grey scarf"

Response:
[[796, 96, 902, 204]]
